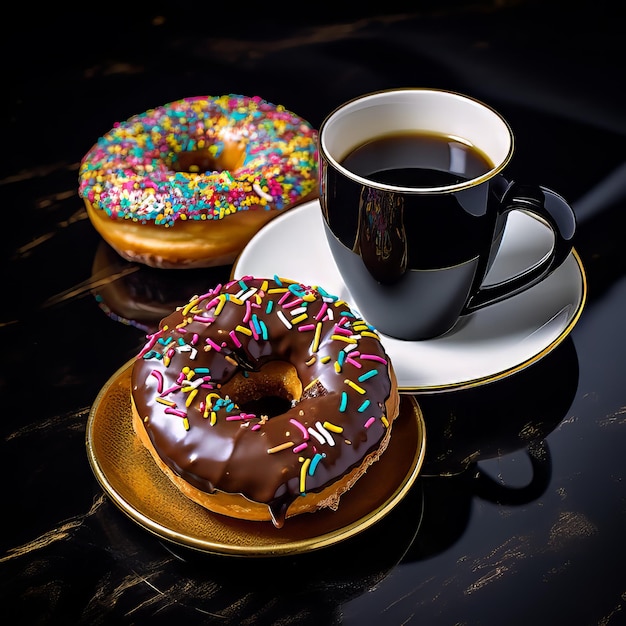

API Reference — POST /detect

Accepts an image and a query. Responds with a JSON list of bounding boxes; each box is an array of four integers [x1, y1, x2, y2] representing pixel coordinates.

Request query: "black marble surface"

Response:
[[2, 2, 626, 624]]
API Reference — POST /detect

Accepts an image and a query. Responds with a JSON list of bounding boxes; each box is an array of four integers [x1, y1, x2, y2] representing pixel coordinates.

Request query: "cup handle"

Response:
[[465, 181, 577, 312]]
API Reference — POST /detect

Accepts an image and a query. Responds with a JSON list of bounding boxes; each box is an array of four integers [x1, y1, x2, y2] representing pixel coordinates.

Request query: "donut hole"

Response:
[[221, 361, 303, 419], [171, 139, 247, 174]]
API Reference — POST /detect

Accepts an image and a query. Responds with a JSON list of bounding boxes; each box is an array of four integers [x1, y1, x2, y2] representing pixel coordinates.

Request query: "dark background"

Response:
[[2, 2, 626, 624]]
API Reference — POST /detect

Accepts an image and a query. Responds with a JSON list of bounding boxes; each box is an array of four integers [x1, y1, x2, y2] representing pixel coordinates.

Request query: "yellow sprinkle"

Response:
[[299, 457, 311, 492], [214, 295, 226, 316], [260, 280, 269, 291], [381, 415, 389, 428], [290, 313, 308, 325], [305, 356, 317, 366], [334, 361, 341, 373], [267, 441, 294, 454], [361, 330, 380, 339], [185, 388, 198, 407], [320, 355, 331, 364], [304, 377, 319, 391], [311, 322, 322, 353], [323, 421, 343, 433], [183, 418, 190, 431], [210, 411, 217, 425], [235, 324, 253, 336], [156, 398, 176, 407], [268, 288, 289, 294], [331, 334, 357, 344], [205, 392, 220, 409], [182, 297, 202, 316], [345, 379, 366, 394]]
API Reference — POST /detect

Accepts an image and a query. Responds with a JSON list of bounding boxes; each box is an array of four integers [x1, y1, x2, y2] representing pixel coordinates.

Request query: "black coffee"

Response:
[[341, 131, 494, 187]]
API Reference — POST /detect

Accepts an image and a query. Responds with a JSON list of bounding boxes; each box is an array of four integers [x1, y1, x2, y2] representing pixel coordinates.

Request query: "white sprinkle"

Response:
[[176, 345, 198, 359], [315, 421, 335, 446], [236, 287, 258, 301], [183, 377, 205, 389], [277, 310, 292, 328], [253, 182, 273, 202], [307, 427, 326, 444]]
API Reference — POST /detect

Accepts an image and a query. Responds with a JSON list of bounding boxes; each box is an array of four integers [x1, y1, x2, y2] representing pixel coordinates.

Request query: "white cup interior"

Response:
[[320, 89, 514, 190]]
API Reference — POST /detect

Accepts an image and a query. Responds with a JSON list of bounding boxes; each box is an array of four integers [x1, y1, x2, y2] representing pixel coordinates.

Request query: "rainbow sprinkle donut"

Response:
[[78, 95, 318, 268]]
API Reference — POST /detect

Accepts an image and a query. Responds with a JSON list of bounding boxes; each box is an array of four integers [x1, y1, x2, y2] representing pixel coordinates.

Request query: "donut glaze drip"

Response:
[[131, 276, 395, 527], [78, 95, 318, 227]]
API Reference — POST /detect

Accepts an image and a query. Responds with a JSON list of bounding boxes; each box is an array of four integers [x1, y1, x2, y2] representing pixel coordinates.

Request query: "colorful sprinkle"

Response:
[[79, 95, 318, 227], [132, 277, 395, 528]]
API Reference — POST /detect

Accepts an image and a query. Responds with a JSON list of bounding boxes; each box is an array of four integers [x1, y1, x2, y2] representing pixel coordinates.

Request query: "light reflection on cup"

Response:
[[318, 88, 577, 340]]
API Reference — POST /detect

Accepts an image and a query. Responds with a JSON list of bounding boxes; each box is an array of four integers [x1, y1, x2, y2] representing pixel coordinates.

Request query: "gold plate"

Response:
[[86, 361, 426, 556]]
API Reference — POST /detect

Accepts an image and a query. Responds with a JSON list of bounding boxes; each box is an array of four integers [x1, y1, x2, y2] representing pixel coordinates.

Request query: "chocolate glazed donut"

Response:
[[131, 276, 400, 527]]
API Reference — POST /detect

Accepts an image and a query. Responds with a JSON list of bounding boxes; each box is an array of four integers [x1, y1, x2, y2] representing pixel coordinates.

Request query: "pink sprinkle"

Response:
[[315, 302, 328, 320], [283, 297, 304, 309], [278, 291, 291, 305], [289, 418, 309, 440], [161, 384, 181, 395], [251, 424, 261, 431], [298, 324, 315, 332], [243, 300, 252, 323], [205, 337, 222, 351], [333, 325, 352, 336], [150, 369, 164, 393], [191, 333, 199, 345], [293, 442, 308, 453], [345, 357, 362, 368], [138, 333, 159, 358], [164, 408, 187, 418], [229, 330, 242, 348], [193, 315, 214, 323], [199, 286, 220, 300], [364, 417, 376, 428], [205, 297, 220, 310], [359, 353, 388, 364]]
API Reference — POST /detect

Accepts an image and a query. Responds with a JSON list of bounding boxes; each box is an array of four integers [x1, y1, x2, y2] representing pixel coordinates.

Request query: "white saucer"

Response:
[[233, 200, 586, 393]]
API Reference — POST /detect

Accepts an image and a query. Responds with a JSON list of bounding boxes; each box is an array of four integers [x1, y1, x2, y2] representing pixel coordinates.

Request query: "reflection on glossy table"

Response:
[[2, 3, 626, 624]]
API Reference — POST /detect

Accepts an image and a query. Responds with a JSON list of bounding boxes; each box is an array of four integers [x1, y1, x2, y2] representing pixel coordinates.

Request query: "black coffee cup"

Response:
[[318, 88, 577, 340]]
